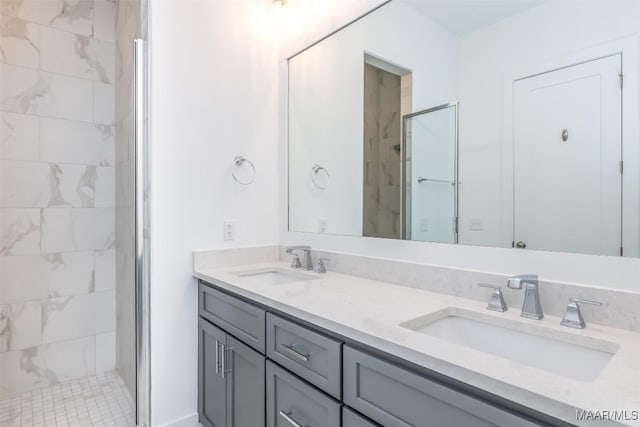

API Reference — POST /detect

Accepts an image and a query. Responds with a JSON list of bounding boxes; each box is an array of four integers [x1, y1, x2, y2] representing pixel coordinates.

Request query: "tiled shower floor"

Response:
[[0, 372, 135, 427]]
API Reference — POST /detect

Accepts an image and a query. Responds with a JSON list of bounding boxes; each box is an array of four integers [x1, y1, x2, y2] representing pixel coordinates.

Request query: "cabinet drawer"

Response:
[[266, 313, 342, 399], [343, 346, 539, 427], [199, 283, 266, 353], [343, 407, 380, 427], [266, 361, 340, 427]]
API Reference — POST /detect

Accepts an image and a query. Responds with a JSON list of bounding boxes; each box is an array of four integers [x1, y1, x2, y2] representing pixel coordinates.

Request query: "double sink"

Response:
[[230, 267, 617, 382]]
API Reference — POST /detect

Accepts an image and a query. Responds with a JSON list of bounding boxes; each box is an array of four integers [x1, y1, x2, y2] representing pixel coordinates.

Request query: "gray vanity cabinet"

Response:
[[199, 283, 266, 353], [266, 361, 340, 427], [343, 346, 539, 427], [198, 318, 265, 427], [266, 313, 342, 399], [343, 406, 380, 427], [199, 318, 228, 427]]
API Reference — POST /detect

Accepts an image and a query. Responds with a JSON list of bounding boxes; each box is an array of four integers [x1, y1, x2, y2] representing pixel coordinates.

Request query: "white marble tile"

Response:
[[0, 255, 50, 303], [0, 336, 95, 397], [0, 160, 98, 208], [0, 208, 40, 255], [95, 331, 115, 373], [93, 0, 115, 42], [17, 0, 94, 37], [41, 291, 115, 343], [41, 208, 114, 252], [0, 16, 39, 68], [40, 26, 115, 84], [0, 160, 49, 207], [40, 118, 114, 166], [93, 82, 114, 125], [43, 252, 95, 297], [95, 249, 114, 291], [0, 64, 94, 122], [94, 166, 114, 207], [0, 112, 39, 161], [0, 301, 41, 352]]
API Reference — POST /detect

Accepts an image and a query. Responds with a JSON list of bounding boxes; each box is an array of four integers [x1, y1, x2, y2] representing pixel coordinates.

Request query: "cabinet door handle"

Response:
[[221, 344, 233, 379], [279, 343, 310, 363], [279, 410, 309, 427], [215, 340, 221, 375]]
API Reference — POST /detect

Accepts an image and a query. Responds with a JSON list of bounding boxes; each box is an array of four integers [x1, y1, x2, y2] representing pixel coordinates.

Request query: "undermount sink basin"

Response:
[[400, 308, 618, 381], [231, 268, 316, 286]]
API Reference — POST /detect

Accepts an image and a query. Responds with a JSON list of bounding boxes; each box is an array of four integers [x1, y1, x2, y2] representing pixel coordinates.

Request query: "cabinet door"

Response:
[[199, 318, 227, 427], [227, 335, 265, 427]]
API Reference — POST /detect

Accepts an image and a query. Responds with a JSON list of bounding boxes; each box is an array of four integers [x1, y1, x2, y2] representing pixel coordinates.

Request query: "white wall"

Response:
[[149, 1, 280, 424], [148, 0, 389, 425], [288, 0, 458, 236]]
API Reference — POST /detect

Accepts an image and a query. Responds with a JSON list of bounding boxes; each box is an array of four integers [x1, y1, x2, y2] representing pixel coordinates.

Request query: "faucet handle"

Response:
[[560, 298, 602, 329], [314, 258, 329, 274], [290, 254, 302, 269], [477, 283, 508, 312], [507, 274, 538, 289]]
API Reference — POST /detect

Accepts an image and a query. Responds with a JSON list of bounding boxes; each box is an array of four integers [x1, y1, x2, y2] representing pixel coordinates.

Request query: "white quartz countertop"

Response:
[[194, 262, 640, 427]]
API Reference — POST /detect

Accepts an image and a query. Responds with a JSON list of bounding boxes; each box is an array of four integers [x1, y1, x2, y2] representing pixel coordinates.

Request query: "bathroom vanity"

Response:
[[194, 253, 640, 427]]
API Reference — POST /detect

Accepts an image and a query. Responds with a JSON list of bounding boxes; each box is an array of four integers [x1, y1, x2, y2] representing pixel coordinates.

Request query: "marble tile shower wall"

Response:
[[0, 0, 116, 397]]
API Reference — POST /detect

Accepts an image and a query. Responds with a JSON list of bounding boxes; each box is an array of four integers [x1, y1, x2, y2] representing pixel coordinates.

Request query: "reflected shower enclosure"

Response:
[[403, 104, 459, 243]]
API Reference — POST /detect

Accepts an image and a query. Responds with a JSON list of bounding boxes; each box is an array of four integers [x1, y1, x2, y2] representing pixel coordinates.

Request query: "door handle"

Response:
[[221, 343, 233, 379], [215, 340, 221, 375], [279, 343, 310, 363], [279, 410, 309, 427]]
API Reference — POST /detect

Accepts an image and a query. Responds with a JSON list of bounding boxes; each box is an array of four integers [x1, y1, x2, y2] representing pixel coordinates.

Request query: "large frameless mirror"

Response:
[[287, 0, 640, 258]]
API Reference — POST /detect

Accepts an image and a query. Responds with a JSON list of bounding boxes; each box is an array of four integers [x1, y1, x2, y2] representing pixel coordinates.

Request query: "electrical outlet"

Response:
[[469, 218, 483, 231], [419, 218, 429, 232], [318, 218, 328, 233], [223, 221, 236, 241]]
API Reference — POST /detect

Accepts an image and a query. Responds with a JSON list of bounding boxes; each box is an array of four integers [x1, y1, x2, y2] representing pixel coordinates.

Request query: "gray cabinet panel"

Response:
[[198, 318, 227, 427], [343, 346, 540, 427], [343, 407, 380, 427], [266, 313, 342, 399], [199, 283, 266, 353], [227, 335, 265, 427], [266, 361, 340, 427]]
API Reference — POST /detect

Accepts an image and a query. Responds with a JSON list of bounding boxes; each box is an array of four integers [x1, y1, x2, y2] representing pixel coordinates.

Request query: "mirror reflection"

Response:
[[288, 0, 640, 257]]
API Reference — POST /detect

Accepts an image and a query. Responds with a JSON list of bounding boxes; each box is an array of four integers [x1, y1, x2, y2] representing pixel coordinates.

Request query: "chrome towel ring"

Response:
[[312, 164, 330, 189], [232, 156, 255, 185]]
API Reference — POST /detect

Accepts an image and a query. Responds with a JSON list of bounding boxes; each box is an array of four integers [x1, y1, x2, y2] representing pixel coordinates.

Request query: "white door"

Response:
[[513, 54, 622, 256]]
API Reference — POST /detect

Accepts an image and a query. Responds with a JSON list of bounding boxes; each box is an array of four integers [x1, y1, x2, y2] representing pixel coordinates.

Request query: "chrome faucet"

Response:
[[507, 274, 543, 320], [285, 246, 313, 271]]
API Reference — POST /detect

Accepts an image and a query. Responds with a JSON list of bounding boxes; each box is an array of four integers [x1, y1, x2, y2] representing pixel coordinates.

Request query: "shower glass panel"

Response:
[[0, 0, 149, 425], [404, 104, 459, 243]]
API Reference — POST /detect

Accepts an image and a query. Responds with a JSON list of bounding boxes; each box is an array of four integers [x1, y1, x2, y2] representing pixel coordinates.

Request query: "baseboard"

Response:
[[159, 412, 200, 427]]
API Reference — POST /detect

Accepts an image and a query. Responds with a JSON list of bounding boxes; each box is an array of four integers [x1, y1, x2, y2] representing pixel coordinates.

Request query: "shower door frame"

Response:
[[402, 102, 460, 243], [134, 37, 151, 427]]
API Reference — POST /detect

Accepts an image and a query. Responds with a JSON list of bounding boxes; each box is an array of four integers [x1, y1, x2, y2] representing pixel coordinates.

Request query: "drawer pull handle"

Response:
[[279, 410, 309, 427], [279, 343, 310, 362]]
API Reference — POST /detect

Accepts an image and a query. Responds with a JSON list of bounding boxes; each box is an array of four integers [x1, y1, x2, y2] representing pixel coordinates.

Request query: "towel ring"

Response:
[[311, 164, 330, 190], [231, 156, 255, 185]]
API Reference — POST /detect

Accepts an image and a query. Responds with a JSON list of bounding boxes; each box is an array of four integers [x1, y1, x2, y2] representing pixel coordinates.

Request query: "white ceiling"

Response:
[[399, 0, 546, 35]]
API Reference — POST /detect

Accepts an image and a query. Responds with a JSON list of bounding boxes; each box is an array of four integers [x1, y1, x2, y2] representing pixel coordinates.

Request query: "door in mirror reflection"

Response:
[[404, 104, 458, 243], [514, 55, 622, 255]]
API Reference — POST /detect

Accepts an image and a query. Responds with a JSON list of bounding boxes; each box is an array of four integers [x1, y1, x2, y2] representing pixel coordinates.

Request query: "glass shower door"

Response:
[[403, 104, 459, 243]]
